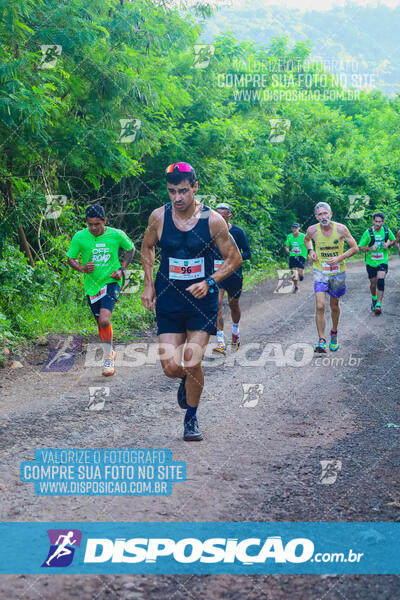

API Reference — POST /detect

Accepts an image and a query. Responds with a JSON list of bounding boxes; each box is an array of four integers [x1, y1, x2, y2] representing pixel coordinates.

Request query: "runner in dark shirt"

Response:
[[212, 203, 251, 355], [141, 163, 242, 441]]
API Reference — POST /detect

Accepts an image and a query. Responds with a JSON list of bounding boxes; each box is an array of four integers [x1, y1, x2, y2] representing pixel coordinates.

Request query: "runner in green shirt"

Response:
[[395, 228, 400, 260], [284, 223, 307, 293], [358, 212, 396, 315], [67, 204, 135, 376]]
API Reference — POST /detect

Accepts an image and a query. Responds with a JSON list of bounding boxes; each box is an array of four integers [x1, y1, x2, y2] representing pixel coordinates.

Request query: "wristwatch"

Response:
[[205, 276, 217, 294], [119, 267, 126, 274]]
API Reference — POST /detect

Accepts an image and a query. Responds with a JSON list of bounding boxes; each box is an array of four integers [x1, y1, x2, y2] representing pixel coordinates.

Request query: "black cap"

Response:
[[85, 204, 105, 220], [291, 222, 300, 228]]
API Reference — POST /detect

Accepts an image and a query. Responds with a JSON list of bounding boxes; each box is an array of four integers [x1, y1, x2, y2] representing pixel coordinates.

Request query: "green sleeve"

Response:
[[358, 230, 370, 248], [117, 229, 135, 251], [285, 235, 290, 247], [66, 233, 81, 259], [388, 229, 396, 241]]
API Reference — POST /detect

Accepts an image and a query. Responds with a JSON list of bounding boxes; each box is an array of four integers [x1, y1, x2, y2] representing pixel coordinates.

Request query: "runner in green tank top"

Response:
[[284, 223, 307, 293], [358, 212, 396, 315], [304, 202, 358, 353]]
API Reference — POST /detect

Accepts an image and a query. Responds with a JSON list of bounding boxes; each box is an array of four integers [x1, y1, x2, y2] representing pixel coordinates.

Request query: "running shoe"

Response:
[[375, 302, 382, 315], [177, 375, 188, 409], [314, 338, 327, 353], [102, 350, 116, 377], [231, 333, 240, 351], [329, 330, 340, 352], [212, 341, 227, 355], [371, 298, 377, 311], [183, 416, 203, 441], [293, 286, 299, 294]]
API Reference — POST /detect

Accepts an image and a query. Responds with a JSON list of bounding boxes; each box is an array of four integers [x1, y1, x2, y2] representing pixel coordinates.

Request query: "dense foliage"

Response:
[[1, 0, 400, 351]]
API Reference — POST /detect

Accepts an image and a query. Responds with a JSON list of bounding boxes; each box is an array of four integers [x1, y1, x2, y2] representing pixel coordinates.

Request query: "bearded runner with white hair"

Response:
[[304, 202, 358, 353]]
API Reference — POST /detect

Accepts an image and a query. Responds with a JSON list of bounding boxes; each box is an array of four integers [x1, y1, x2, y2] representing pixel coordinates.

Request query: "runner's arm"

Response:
[[338, 225, 358, 261], [121, 248, 135, 269], [110, 247, 135, 280], [140, 210, 161, 311], [186, 212, 242, 299], [237, 229, 251, 260], [66, 234, 95, 273], [304, 226, 317, 261], [395, 230, 400, 252], [210, 213, 242, 284], [383, 229, 396, 249], [67, 257, 95, 274], [358, 230, 372, 253], [284, 235, 290, 255]]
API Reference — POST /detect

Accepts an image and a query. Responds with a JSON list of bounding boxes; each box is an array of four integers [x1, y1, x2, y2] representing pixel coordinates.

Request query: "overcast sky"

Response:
[[223, 0, 400, 10]]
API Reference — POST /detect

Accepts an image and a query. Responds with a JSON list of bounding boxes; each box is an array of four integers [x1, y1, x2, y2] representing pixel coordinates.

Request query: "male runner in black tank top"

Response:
[[212, 203, 251, 355], [141, 163, 242, 441]]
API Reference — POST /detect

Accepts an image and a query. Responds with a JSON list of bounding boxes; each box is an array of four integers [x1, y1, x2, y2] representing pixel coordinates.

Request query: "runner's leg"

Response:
[[158, 332, 186, 379], [98, 308, 113, 357], [315, 291, 326, 339], [369, 275, 377, 299], [184, 329, 210, 408], [291, 268, 298, 288], [376, 271, 386, 304], [213, 288, 226, 354], [228, 296, 240, 326], [216, 287, 225, 333], [330, 296, 340, 331]]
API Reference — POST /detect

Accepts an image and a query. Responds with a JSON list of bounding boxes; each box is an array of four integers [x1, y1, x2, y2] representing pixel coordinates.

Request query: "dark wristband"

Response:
[[205, 277, 217, 293]]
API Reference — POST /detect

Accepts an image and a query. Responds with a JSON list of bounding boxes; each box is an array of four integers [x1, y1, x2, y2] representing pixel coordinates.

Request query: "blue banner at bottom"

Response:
[[0, 522, 398, 574]]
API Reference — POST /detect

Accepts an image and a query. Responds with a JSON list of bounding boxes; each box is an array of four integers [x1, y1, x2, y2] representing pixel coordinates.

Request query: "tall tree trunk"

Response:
[[3, 149, 34, 267]]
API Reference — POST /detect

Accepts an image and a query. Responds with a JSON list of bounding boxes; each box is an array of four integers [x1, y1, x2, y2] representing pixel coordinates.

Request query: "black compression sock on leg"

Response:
[[185, 405, 197, 422]]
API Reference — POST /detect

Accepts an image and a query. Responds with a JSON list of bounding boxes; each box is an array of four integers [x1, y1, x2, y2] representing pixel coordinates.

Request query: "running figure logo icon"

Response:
[[42, 529, 82, 568], [42, 334, 81, 373], [191, 44, 215, 69], [118, 118, 141, 143], [87, 386, 110, 411], [318, 460, 342, 485], [39, 45, 62, 69], [241, 383, 264, 408], [268, 119, 291, 143], [274, 269, 294, 294]]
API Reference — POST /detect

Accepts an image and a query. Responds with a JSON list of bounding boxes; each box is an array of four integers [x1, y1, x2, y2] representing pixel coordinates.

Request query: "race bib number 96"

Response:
[[169, 257, 205, 280]]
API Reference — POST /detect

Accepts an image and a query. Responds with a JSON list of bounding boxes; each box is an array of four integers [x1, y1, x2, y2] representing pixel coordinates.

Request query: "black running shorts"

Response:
[[366, 263, 388, 279], [220, 275, 243, 299], [156, 309, 218, 335], [86, 282, 121, 319], [289, 256, 306, 269]]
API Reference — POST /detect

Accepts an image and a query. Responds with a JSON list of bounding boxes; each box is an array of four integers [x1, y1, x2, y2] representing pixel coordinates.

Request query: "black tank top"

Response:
[[155, 202, 218, 313]]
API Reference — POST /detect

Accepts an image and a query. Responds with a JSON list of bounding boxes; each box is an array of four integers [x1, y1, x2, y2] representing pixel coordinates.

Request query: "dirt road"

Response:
[[0, 260, 399, 598]]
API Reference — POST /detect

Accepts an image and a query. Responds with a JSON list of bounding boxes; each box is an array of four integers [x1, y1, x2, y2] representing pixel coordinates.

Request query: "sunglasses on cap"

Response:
[[165, 162, 194, 174]]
